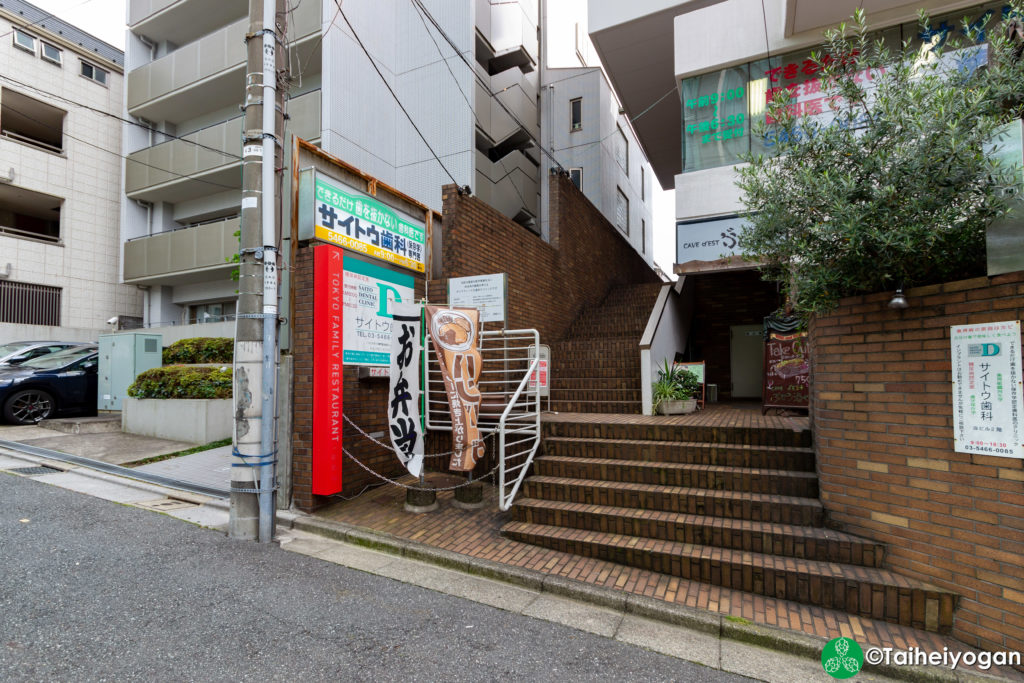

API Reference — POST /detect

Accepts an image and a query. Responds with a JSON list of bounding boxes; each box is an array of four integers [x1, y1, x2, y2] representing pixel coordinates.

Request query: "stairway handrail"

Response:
[[498, 349, 541, 511]]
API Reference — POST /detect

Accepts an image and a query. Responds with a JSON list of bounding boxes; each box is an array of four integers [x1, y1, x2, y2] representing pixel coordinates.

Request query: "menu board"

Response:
[[762, 331, 810, 412]]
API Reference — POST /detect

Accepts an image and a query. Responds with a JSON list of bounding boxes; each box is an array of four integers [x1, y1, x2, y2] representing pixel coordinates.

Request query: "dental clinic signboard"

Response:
[[343, 255, 414, 366], [313, 172, 426, 273], [951, 321, 1024, 459]]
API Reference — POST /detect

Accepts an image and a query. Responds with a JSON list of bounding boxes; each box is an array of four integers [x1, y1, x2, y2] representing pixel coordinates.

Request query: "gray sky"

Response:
[[31, 0, 677, 274]]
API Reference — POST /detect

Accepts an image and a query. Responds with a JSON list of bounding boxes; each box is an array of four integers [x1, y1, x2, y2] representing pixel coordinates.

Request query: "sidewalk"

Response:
[[305, 470, 1024, 683]]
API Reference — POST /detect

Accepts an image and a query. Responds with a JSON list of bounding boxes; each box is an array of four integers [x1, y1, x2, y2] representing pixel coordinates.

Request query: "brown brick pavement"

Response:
[[312, 407, 1024, 679]]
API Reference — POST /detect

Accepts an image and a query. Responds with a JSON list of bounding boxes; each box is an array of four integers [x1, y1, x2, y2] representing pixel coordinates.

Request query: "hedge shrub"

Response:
[[162, 337, 233, 365], [127, 366, 232, 399]]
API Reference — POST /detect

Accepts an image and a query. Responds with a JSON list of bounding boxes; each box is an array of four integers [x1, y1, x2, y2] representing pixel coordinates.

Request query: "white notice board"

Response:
[[449, 273, 507, 324]]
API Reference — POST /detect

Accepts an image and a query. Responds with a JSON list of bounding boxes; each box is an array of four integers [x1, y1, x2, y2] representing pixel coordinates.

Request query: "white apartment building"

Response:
[[588, 0, 1022, 270], [0, 0, 140, 342], [122, 0, 653, 328], [540, 0, 654, 259]]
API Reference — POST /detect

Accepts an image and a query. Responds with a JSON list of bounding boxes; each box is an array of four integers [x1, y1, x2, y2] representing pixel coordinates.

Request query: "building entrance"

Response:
[[729, 324, 763, 398]]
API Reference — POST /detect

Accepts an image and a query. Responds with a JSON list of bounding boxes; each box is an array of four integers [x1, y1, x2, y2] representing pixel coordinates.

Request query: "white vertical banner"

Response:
[[389, 302, 425, 476]]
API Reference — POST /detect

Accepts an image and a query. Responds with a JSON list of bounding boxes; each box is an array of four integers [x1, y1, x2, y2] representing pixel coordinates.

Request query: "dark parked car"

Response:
[[0, 345, 99, 425], [0, 341, 84, 367]]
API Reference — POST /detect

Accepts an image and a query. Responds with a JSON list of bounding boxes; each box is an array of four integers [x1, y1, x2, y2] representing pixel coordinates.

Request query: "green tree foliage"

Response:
[[162, 337, 234, 364], [127, 366, 233, 399], [736, 4, 1024, 314]]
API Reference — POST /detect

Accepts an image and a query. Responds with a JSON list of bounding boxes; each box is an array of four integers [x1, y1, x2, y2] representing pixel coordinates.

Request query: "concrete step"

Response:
[[500, 522, 956, 632], [543, 419, 812, 448], [533, 456, 819, 497], [510, 498, 886, 567], [522, 476, 825, 526], [542, 436, 816, 471], [38, 414, 121, 434]]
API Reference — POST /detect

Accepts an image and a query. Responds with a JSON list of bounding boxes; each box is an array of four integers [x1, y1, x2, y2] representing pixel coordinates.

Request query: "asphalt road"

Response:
[[0, 473, 753, 682]]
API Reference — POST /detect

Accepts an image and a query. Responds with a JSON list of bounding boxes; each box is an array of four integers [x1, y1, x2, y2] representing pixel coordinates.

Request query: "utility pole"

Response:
[[232, 0, 285, 542]]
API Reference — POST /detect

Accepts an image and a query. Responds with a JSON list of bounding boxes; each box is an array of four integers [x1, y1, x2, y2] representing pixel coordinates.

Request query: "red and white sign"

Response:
[[528, 344, 550, 398], [313, 244, 344, 495]]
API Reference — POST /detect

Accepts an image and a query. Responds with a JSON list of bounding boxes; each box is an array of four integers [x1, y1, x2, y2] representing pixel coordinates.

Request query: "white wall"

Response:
[[1, 10, 142, 336]]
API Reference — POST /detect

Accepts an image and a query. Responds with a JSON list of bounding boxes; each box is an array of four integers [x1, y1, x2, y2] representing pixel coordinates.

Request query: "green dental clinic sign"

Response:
[[342, 255, 415, 366]]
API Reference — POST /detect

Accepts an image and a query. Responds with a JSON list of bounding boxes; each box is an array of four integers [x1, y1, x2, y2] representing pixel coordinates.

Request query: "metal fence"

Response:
[[0, 280, 61, 326], [425, 328, 542, 511]]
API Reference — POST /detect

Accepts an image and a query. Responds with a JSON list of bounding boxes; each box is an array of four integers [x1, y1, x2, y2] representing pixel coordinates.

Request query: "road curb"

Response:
[[289, 514, 1018, 683]]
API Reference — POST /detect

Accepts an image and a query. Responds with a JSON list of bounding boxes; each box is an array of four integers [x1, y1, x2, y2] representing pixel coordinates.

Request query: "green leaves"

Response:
[[127, 366, 233, 399], [162, 337, 234, 364], [737, 2, 1024, 314]]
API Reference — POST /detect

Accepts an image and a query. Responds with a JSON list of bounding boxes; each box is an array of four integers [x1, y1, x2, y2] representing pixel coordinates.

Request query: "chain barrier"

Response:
[[343, 413, 495, 459], [341, 447, 499, 491]]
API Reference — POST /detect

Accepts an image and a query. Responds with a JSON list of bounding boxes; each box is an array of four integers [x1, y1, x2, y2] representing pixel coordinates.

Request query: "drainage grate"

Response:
[[8, 466, 62, 476]]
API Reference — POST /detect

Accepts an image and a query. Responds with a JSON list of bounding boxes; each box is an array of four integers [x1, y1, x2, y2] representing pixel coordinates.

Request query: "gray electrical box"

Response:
[[98, 333, 163, 411]]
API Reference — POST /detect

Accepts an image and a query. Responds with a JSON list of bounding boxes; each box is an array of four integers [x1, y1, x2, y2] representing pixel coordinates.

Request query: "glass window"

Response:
[[615, 188, 629, 234], [615, 126, 628, 175], [641, 219, 646, 253], [569, 167, 582, 189], [641, 166, 645, 201], [80, 61, 108, 85], [188, 300, 236, 324], [570, 98, 582, 131], [682, 63, 752, 172], [41, 42, 62, 65], [13, 29, 36, 53]]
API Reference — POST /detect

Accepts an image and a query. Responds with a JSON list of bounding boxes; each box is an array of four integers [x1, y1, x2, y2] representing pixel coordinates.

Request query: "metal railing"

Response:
[[425, 328, 541, 511]]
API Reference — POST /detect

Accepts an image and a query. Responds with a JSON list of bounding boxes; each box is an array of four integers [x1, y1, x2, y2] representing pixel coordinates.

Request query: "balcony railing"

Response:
[[123, 216, 239, 283]]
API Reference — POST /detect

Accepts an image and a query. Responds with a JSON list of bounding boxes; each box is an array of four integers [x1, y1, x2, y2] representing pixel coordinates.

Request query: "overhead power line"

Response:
[[2, 101, 241, 192], [410, 0, 565, 173], [0, 73, 241, 161], [335, 0, 460, 186]]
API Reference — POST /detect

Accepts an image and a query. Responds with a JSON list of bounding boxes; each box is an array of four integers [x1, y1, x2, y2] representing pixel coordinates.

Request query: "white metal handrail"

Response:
[[425, 328, 542, 510]]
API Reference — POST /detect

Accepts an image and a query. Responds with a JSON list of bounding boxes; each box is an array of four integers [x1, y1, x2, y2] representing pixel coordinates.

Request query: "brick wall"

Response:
[[810, 271, 1024, 656], [291, 174, 657, 509], [434, 175, 659, 341], [689, 270, 780, 399], [291, 245, 426, 511]]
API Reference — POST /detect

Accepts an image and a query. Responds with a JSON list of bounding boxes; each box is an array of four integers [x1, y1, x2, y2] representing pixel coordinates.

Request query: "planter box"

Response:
[[122, 397, 232, 443], [656, 398, 698, 415]]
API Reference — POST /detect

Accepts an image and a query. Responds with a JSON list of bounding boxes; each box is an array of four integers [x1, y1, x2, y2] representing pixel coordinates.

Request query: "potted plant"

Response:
[[652, 360, 700, 415]]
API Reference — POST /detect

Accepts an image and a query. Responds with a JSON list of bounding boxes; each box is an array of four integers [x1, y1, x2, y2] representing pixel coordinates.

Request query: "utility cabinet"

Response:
[[98, 333, 163, 411]]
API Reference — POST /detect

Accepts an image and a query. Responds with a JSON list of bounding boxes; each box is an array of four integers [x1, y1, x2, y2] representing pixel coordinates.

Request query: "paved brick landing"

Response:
[[312, 470, 1023, 680]]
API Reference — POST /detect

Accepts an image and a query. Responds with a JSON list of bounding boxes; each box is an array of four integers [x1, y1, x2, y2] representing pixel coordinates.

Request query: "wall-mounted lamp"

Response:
[[888, 288, 908, 309]]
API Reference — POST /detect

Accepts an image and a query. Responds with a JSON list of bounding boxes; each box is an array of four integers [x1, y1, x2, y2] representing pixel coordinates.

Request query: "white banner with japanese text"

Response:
[[389, 302, 424, 477], [951, 320, 1023, 459]]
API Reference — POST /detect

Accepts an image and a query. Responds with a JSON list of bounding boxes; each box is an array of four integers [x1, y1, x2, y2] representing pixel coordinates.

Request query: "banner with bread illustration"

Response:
[[426, 306, 485, 471]]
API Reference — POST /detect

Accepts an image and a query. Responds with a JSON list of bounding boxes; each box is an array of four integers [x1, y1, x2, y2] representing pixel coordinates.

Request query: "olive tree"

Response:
[[736, 5, 1024, 314]]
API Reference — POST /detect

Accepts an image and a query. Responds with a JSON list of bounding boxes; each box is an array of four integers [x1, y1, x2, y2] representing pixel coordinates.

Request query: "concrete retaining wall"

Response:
[[122, 397, 232, 444]]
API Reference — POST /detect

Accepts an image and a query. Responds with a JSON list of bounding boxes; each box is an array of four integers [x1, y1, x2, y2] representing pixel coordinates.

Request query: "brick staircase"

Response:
[[502, 417, 959, 633], [549, 283, 663, 414]]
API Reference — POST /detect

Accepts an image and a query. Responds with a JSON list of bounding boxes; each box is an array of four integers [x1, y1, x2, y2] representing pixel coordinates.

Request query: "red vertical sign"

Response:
[[313, 245, 343, 495]]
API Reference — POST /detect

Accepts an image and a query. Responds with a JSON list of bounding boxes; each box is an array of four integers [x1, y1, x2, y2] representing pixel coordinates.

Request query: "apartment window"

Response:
[[0, 182, 62, 242], [188, 300, 236, 324], [570, 98, 582, 132], [41, 42, 62, 66], [0, 281, 61, 326], [642, 219, 646, 254], [13, 28, 35, 53], [568, 168, 582, 189], [1, 88, 66, 153], [80, 61, 108, 85], [615, 125, 628, 175], [641, 166, 646, 201], [615, 187, 629, 235]]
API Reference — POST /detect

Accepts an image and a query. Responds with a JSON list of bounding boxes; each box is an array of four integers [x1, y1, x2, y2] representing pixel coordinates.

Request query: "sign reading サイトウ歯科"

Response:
[[314, 173, 426, 272], [951, 321, 1024, 459]]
